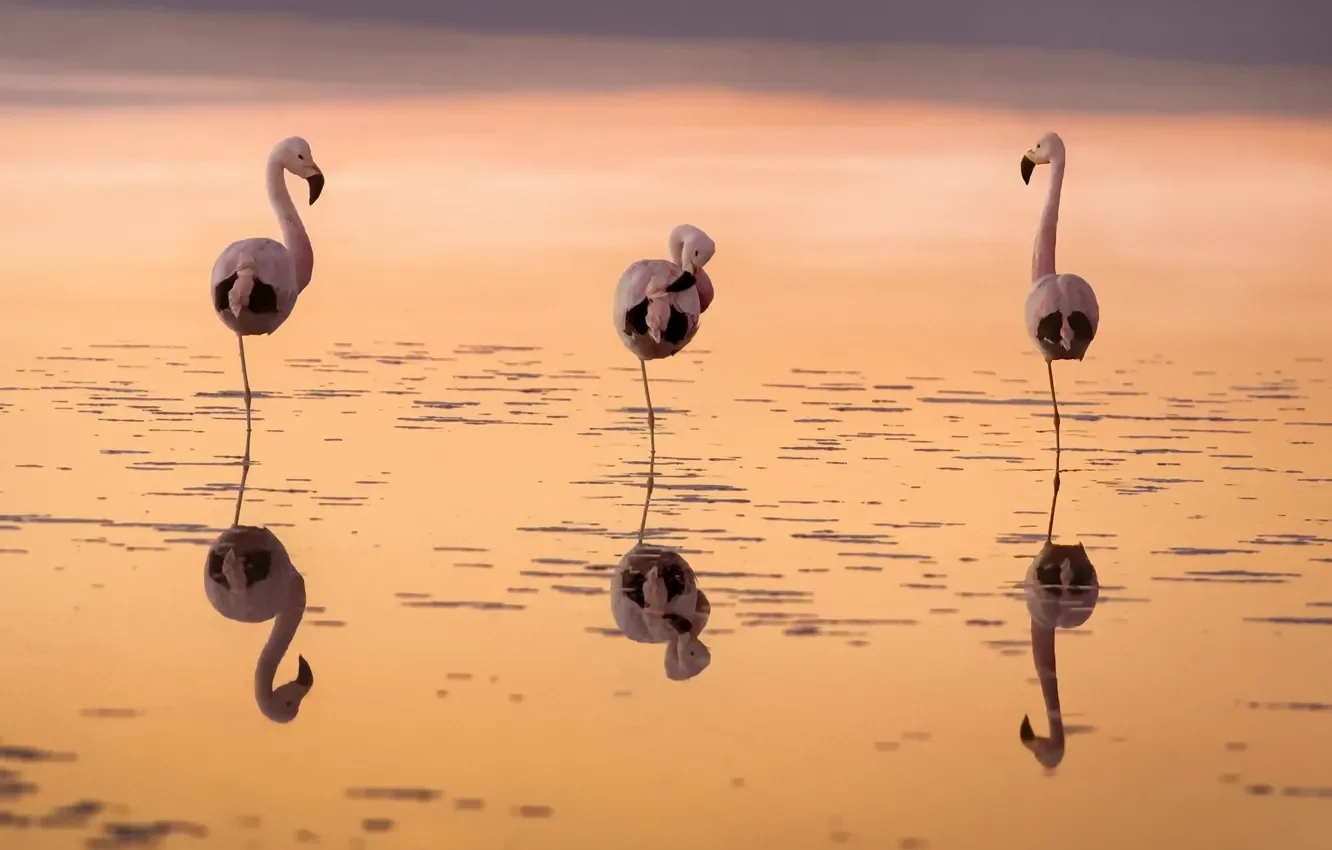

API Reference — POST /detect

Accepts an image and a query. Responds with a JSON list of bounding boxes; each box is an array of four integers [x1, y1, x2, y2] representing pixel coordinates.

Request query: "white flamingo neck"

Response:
[[253, 572, 307, 700], [265, 153, 314, 290], [1032, 156, 1066, 283]]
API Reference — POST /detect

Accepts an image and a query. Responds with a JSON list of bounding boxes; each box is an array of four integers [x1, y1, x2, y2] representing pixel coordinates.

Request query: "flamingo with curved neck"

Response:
[[209, 136, 325, 434], [266, 146, 316, 293]]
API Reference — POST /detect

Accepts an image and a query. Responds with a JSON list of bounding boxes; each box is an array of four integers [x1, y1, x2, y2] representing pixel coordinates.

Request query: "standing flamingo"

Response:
[[210, 136, 325, 432], [612, 224, 716, 495], [1021, 132, 1099, 486]]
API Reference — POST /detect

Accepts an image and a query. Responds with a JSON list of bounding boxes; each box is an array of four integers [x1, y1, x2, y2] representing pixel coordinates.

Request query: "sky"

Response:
[[19, 0, 1332, 67], [1, 2, 1329, 113]]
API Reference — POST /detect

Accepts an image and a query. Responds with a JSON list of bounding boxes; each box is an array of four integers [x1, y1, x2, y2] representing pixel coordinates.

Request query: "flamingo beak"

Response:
[[295, 655, 314, 689], [1021, 154, 1036, 185], [306, 171, 325, 205]]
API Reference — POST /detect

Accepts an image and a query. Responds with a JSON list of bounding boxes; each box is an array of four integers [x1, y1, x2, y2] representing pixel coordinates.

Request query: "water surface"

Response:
[[1, 93, 1330, 850]]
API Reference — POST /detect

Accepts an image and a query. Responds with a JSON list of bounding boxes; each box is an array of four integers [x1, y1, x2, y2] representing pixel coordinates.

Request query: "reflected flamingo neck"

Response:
[[253, 573, 307, 700]]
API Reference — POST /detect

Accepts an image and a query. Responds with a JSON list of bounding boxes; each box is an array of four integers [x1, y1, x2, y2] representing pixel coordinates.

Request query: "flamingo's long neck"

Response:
[[1032, 157, 1065, 283], [254, 573, 307, 702], [1030, 619, 1066, 747], [265, 154, 314, 290]]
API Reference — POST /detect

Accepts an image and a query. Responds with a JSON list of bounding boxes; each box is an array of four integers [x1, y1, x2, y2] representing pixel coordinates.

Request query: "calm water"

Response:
[[2, 95, 1331, 850]]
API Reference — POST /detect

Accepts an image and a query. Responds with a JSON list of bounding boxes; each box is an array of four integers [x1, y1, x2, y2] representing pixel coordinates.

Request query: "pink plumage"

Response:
[[612, 224, 718, 475], [1020, 132, 1101, 471]]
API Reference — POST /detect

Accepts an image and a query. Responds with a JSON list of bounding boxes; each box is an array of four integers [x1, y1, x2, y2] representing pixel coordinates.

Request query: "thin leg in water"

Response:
[[637, 359, 656, 543], [1046, 359, 1061, 490], [238, 334, 253, 435]]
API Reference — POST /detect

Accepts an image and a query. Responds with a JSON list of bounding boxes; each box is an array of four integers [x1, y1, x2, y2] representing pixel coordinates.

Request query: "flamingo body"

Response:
[[1025, 272, 1100, 362], [611, 225, 717, 472], [613, 259, 712, 361], [208, 136, 323, 426], [211, 237, 301, 337]]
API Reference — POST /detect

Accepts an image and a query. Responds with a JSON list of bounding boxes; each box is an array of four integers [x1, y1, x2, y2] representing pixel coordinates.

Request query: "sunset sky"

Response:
[[15, 0, 1332, 67]]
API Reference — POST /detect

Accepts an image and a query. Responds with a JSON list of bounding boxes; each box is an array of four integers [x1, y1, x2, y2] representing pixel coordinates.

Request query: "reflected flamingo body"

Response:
[[1017, 476, 1100, 769], [202, 434, 314, 723]]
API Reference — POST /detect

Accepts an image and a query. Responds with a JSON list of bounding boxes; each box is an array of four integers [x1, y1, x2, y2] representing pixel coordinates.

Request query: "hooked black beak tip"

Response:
[[306, 172, 325, 205], [296, 654, 314, 688], [1021, 155, 1036, 185], [1019, 715, 1035, 742]]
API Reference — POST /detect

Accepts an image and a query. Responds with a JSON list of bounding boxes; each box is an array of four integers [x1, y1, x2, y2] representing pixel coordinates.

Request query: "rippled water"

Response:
[[2, 98, 1331, 850]]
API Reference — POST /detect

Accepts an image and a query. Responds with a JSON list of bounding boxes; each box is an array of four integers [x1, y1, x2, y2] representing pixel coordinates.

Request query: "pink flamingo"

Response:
[[612, 224, 716, 491], [209, 136, 325, 433], [1021, 132, 1100, 486]]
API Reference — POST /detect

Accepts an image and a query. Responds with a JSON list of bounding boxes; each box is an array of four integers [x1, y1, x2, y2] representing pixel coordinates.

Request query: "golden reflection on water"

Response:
[[1, 94, 1331, 849]]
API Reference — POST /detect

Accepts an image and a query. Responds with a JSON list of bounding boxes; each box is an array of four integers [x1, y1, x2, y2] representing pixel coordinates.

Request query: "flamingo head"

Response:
[[272, 136, 325, 204], [670, 224, 716, 276], [1021, 131, 1065, 184]]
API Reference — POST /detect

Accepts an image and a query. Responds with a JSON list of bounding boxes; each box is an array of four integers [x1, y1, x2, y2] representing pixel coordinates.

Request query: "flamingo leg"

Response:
[[1046, 359, 1061, 489], [638, 359, 656, 543], [238, 334, 253, 434]]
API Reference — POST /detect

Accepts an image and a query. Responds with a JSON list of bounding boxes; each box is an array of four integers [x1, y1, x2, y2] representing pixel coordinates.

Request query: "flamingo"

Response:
[[613, 224, 716, 496], [202, 429, 314, 723], [1017, 473, 1100, 769], [1021, 132, 1099, 487], [210, 136, 325, 433]]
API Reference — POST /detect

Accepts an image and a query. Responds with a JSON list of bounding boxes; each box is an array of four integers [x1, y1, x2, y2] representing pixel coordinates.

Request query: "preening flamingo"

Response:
[[210, 136, 324, 432], [1021, 132, 1100, 486], [612, 224, 716, 495]]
